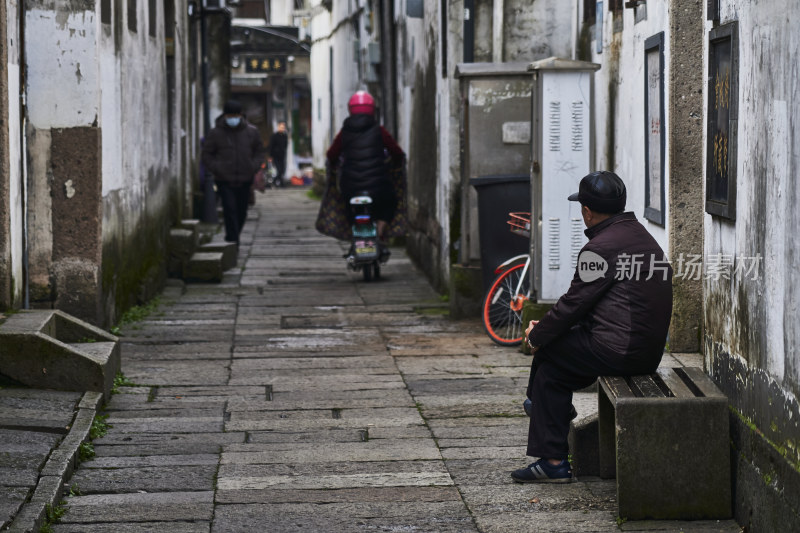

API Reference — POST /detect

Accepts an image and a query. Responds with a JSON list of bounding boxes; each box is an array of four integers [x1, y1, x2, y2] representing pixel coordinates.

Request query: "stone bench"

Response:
[[572, 367, 731, 520]]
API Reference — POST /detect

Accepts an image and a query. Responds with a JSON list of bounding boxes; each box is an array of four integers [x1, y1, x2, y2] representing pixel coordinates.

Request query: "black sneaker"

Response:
[[511, 459, 573, 483], [523, 399, 577, 421]]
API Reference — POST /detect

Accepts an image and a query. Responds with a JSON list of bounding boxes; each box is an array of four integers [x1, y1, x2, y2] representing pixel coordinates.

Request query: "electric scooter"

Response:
[[345, 195, 389, 281]]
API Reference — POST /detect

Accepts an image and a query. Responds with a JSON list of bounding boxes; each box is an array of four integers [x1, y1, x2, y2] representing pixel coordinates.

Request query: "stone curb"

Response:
[[4, 391, 103, 533]]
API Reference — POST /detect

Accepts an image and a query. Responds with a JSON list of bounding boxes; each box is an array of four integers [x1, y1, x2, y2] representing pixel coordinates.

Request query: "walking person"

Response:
[[269, 121, 289, 187], [511, 171, 673, 483], [201, 100, 266, 245]]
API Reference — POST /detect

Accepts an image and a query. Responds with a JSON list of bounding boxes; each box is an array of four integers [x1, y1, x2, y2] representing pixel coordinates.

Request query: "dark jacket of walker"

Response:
[[202, 115, 265, 186], [529, 212, 673, 364], [338, 114, 390, 198]]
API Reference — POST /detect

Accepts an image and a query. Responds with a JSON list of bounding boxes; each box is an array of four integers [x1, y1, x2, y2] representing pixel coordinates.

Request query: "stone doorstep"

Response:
[[177, 219, 201, 235], [184, 252, 225, 283], [0, 311, 121, 398], [168, 228, 198, 259], [5, 391, 103, 533], [198, 241, 237, 271]]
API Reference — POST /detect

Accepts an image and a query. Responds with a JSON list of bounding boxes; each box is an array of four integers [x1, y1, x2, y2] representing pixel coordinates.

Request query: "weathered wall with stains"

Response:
[[503, 0, 572, 61], [24, 0, 197, 325], [584, 0, 707, 350], [395, 0, 574, 293], [704, 2, 800, 530], [587, 3, 670, 253], [25, 3, 103, 319], [395, 2, 445, 289], [308, 0, 366, 168]]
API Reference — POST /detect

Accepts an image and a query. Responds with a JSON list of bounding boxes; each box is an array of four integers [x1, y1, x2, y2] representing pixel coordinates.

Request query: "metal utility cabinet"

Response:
[[528, 58, 600, 302], [454, 62, 533, 296]]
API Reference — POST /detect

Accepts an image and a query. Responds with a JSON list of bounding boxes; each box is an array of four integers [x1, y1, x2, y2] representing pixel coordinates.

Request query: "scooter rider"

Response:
[[326, 91, 405, 245]]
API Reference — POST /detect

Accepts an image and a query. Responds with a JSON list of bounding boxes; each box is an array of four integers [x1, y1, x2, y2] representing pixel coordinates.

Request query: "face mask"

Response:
[[225, 116, 241, 128]]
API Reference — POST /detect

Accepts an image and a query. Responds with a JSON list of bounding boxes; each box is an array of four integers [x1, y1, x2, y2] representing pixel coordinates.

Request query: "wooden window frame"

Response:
[[705, 21, 738, 220]]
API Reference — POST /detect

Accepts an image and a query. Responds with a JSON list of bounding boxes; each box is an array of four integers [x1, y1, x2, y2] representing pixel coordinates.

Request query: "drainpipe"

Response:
[[464, 0, 474, 63], [378, 0, 396, 136], [492, 0, 503, 63]]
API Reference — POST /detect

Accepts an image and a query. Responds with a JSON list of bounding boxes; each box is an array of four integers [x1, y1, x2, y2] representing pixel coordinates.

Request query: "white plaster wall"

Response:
[[704, 1, 800, 388], [308, 0, 364, 167], [25, 9, 98, 129], [309, 0, 332, 167], [97, 0, 170, 245], [99, 35, 123, 194], [7, 1, 24, 304], [270, 0, 293, 26], [588, 2, 669, 254], [330, 1, 362, 129]]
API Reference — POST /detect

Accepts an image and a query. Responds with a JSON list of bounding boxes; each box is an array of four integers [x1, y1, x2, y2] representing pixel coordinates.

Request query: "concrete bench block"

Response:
[[0, 310, 119, 398], [184, 252, 224, 282], [568, 413, 599, 477], [198, 241, 237, 271], [597, 367, 731, 520]]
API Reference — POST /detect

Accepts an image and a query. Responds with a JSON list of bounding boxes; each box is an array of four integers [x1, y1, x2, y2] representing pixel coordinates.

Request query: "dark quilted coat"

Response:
[[338, 114, 390, 198]]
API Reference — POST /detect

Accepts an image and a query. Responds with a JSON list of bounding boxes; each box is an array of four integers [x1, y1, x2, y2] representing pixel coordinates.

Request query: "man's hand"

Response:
[[525, 320, 539, 353]]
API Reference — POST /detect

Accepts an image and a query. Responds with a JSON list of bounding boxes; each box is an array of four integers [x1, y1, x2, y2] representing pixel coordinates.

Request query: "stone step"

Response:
[[169, 228, 198, 258], [184, 252, 224, 282], [178, 219, 201, 233], [198, 241, 237, 271], [168, 228, 198, 277], [0, 311, 119, 398]]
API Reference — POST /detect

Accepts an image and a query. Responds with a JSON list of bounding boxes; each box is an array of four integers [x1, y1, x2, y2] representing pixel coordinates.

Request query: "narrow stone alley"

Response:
[[48, 189, 738, 532]]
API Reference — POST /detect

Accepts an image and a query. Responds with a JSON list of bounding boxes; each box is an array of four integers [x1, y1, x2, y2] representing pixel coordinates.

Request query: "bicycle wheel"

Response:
[[482, 263, 531, 346]]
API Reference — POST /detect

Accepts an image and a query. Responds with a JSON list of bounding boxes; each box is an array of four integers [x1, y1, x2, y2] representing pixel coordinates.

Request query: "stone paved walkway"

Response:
[[0, 389, 82, 528], [51, 189, 740, 532]]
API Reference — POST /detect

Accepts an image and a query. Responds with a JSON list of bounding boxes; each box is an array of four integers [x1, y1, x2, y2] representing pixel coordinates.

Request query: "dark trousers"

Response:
[[526, 325, 662, 460], [217, 181, 251, 244], [274, 157, 286, 185]]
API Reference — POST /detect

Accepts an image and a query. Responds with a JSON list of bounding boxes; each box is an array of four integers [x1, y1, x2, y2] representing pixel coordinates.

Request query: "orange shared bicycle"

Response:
[[482, 212, 532, 346]]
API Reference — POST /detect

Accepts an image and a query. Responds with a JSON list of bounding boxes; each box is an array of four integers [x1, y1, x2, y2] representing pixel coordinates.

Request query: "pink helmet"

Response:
[[348, 91, 375, 115]]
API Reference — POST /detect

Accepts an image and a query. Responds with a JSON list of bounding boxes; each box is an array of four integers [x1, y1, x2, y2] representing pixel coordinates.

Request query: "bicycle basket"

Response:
[[507, 212, 531, 238]]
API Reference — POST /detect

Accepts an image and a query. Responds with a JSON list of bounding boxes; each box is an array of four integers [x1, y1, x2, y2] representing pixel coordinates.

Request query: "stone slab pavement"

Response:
[[7, 188, 739, 532], [0, 386, 103, 532]]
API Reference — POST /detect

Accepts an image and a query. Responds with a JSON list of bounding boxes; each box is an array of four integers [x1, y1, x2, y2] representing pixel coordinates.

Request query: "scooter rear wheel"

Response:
[[362, 265, 372, 282]]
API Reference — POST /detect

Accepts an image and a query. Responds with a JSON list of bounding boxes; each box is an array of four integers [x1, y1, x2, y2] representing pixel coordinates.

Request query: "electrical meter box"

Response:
[[528, 57, 600, 303]]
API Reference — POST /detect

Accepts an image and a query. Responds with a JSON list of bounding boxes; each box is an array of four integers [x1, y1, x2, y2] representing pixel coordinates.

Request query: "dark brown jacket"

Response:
[[529, 212, 673, 359], [202, 115, 266, 185]]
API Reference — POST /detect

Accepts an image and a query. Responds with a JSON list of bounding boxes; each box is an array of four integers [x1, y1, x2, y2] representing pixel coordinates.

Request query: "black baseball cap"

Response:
[[568, 171, 627, 214]]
